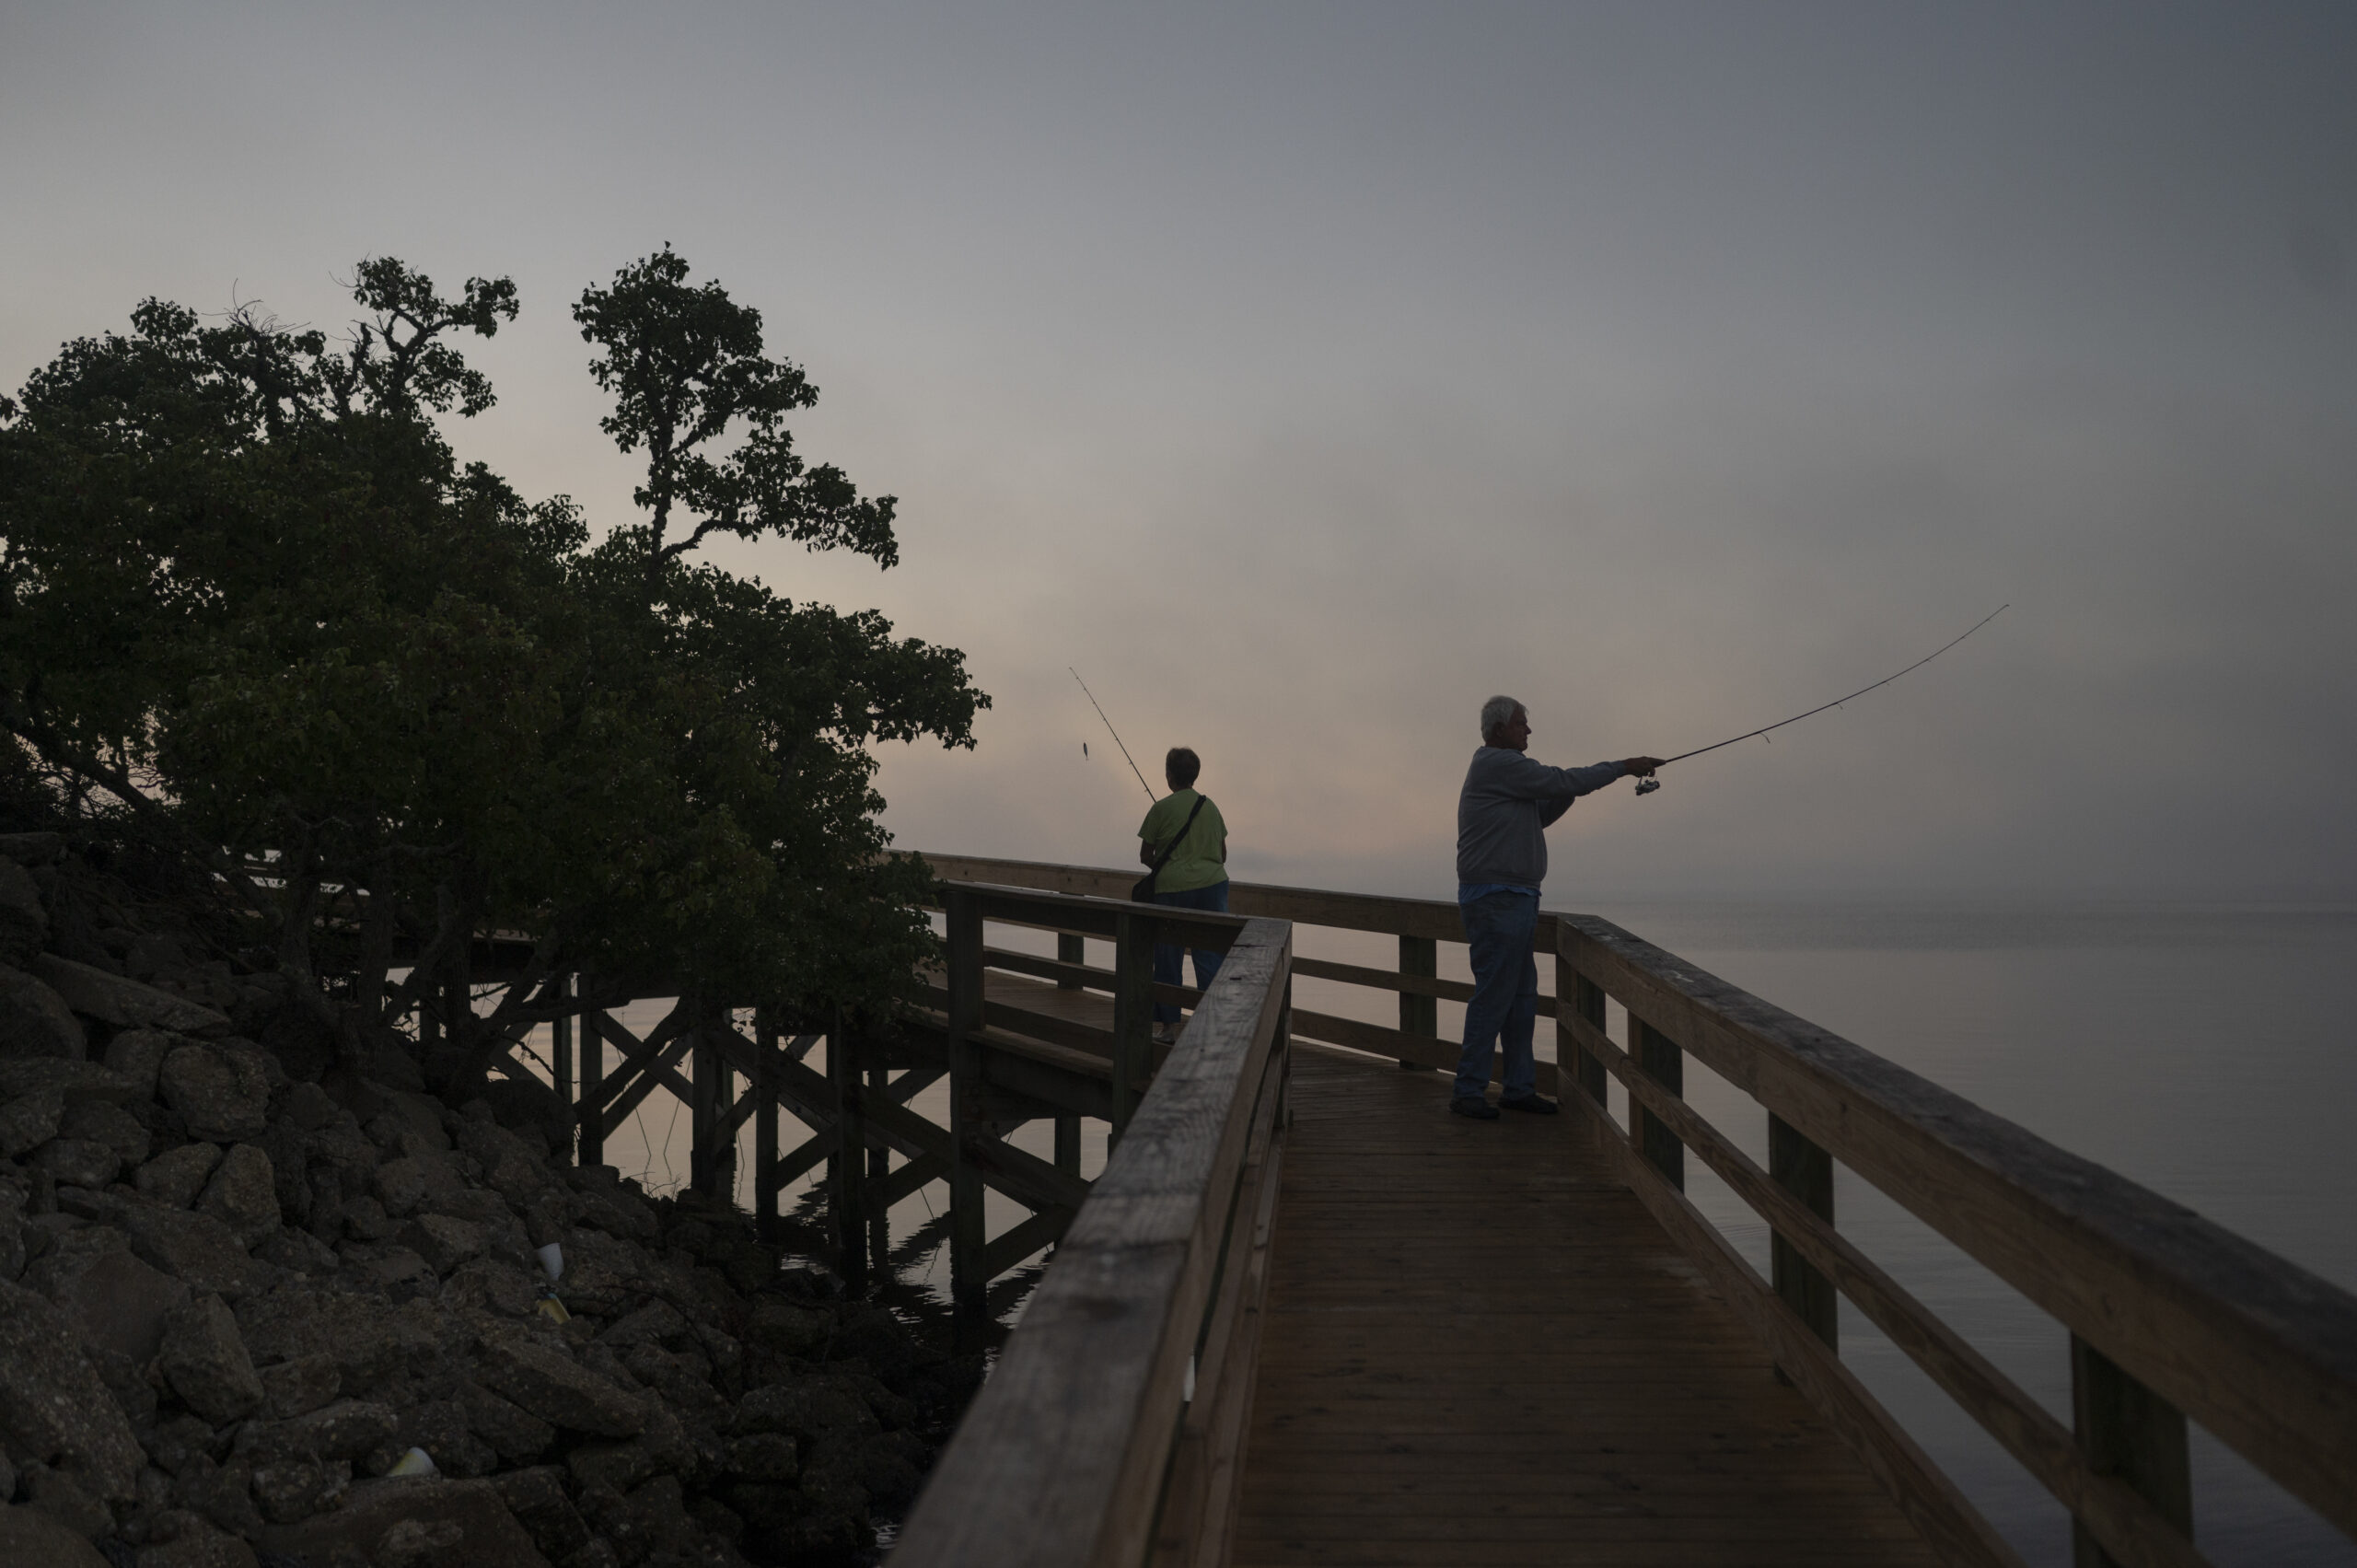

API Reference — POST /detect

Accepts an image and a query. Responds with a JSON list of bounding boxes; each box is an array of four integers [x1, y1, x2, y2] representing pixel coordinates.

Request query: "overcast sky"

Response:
[[5, 3, 2351, 900]]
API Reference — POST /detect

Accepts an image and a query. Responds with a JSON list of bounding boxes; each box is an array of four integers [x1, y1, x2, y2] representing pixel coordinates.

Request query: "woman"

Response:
[[1137, 747, 1229, 1045]]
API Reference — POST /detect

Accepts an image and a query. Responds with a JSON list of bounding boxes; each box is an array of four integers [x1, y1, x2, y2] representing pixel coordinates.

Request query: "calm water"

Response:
[[577, 899, 2357, 1565]]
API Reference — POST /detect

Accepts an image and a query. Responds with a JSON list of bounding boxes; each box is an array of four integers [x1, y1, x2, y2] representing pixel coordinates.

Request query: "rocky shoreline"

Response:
[[0, 830, 979, 1567]]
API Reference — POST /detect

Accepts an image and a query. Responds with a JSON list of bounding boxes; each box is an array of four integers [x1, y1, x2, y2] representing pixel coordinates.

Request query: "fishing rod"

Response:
[[1069, 668, 1157, 801], [1635, 604, 2009, 796]]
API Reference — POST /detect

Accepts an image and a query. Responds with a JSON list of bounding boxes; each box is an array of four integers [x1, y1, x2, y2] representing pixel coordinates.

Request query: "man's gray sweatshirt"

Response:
[[1455, 748, 1627, 889]]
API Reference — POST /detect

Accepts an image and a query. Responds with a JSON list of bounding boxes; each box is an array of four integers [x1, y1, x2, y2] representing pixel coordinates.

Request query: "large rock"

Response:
[[0, 1503, 110, 1567], [100, 1026, 174, 1097], [159, 1042, 271, 1143], [137, 1142, 225, 1208], [58, 1096, 149, 1167], [0, 831, 64, 865], [490, 1467, 590, 1562], [0, 1086, 64, 1158], [0, 966, 85, 1060], [374, 1151, 467, 1218], [257, 1476, 552, 1568], [159, 1295, 265, 1423], [0, 1278, 145, 1503], [31, 1135, 121, 1188], [132, 1515, 261, 1568], [257, 1351, 341, 1420], [0, 859, 48, 969], [475, 1335, 650, 1438], [0, 1058, 134, 1104], [125, 1204, 273, 1299], [35, 954, 232, 1035], [48, 1247, 190, 1363], [196, 1143, 281, 1248], [400, 1213, 487, 1275], [234, 1398, 399, 1464]]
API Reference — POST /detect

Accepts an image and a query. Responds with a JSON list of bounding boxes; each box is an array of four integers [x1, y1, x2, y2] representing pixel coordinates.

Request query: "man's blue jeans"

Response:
[[1153, 879, 1230, 1025], [1456, 889, 1539, 1101]]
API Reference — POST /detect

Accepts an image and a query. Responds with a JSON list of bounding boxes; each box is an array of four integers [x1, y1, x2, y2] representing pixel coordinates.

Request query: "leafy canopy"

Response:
[[0, 251, 984, 1098]]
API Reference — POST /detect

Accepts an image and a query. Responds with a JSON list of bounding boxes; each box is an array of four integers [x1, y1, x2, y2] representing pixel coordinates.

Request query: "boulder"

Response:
[[130, 1514, 261, 1568], [474, 1336, 650, 1438], [0, 859, 48, 969], [158, 1042, 270, 1143], [400, 1213, 487, 1275], [249, 1453, 350, 1525], [0, 1058, 134, 1104], [137, 1142, 224, 1208], [57, 1096, 149, 1167], [0, 831, 64, 865], [256, 1351, 341, 1420], [373, 1152, 466, 1218], [0, 966, 85, 1060], [51, 1248, 190, 1363], [490, 1466, 590, 1561], [234, 1398, 399, 1465], [0, 1279, 145, 1503], [35, 954, 232, 1036], [125, 1205, 273, 1299], [31, 1136, 120, 1189], [0, 1503, 110, 1567], [459, 1380, 553, 1464], [256, 1476, 552, 1568], [0, 1087, 64, 1159], [100, 1027, 174, 1097], [195, 1144, 281, 1248], [159, 1295, 265, 1423]]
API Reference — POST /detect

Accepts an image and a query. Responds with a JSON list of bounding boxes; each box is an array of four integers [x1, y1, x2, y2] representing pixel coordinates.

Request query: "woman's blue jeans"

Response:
[[1152, 879, 1230, 1025], [1456, 889, 1540, 1101]]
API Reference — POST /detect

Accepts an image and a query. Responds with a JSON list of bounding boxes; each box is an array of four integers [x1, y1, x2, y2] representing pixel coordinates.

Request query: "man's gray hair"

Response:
[[1480, 694, 1525, 739]]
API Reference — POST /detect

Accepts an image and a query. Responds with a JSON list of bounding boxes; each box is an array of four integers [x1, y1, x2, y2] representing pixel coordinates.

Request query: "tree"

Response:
[[0, 252, 985, 1101]]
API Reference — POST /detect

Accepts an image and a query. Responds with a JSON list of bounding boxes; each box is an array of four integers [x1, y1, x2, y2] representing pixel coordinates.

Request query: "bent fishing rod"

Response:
[[1634, 604, 2009, 796], [1070, 668, 1157, 801]]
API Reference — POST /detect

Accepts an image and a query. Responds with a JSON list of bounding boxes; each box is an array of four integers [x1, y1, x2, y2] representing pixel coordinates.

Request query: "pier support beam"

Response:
[[946, 889, 989, 1348], [830, 1008, 871, 1290], [1109, 910, 1153, 1146]]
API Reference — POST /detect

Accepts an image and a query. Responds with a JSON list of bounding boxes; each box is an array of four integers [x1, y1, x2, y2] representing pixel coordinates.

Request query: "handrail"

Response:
[[894, 890, 1295, 1568], [1555, 913, 2357, 1567]]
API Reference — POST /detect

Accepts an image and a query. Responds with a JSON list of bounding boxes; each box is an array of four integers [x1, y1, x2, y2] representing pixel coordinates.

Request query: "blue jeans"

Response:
[[1152, 879, 1230, 1024], [1456, 889, 1539, 1100]]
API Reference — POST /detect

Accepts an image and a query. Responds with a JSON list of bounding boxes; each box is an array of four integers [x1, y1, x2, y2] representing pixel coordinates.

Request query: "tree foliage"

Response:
[[0, 252, 984, 1098]]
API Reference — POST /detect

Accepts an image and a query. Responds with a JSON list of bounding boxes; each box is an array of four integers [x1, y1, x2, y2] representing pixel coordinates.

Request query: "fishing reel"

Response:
[[1634, 777, 1661, 796]]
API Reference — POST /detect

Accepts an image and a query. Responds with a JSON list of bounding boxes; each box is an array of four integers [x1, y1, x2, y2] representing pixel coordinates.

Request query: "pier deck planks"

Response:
[[1232, 1043, 1938, 1568]]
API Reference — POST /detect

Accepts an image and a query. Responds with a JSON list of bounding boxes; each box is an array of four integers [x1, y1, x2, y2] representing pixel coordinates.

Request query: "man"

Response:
[[1138, 747, 1229, 1046], [1453, 696, 1660, 1120]]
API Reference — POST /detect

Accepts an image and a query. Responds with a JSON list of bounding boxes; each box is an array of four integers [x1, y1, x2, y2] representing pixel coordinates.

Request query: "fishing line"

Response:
[[1636, 605, 2009, 796], [1069, 668, 1157, 801]]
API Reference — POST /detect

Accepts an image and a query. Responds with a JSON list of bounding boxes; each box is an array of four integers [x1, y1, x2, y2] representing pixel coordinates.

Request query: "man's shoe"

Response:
[[1500, 1093, 1559, 1115], [1449, 1097, 1501, 1121]]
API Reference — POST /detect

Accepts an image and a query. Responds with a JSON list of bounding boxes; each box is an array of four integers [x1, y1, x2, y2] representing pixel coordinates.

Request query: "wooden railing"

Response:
[[1553, 914, 2357, 1568], [893, 886, 1295, 1568], [902, 856, 2357, 1568]]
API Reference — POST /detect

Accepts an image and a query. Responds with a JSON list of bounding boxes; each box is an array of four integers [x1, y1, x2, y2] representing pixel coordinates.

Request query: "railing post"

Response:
[[830, 1006, 871, 1290], [1054, 1115, 1081, 1177], [868, 1055, 891, 1280], [689, 996, 719, 1197], [551, 975, 574, 1159], [1057, 931, 1086, 989], [1110, 909, 1154, 1146], [1630, 1015, 1685, 1191], [577, 1008, 605, 1168], [753, 1009, 781, 1244], [2072, 1337, 2192, 1568], [946, 889, 988, 1345], [1769, 1113, 1838, 1377], [1397, 934, 1437, 1071]]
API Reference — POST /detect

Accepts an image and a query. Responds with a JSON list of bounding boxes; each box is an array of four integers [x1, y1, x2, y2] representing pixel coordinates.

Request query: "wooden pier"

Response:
[[473, 854, 2357, 1568]]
